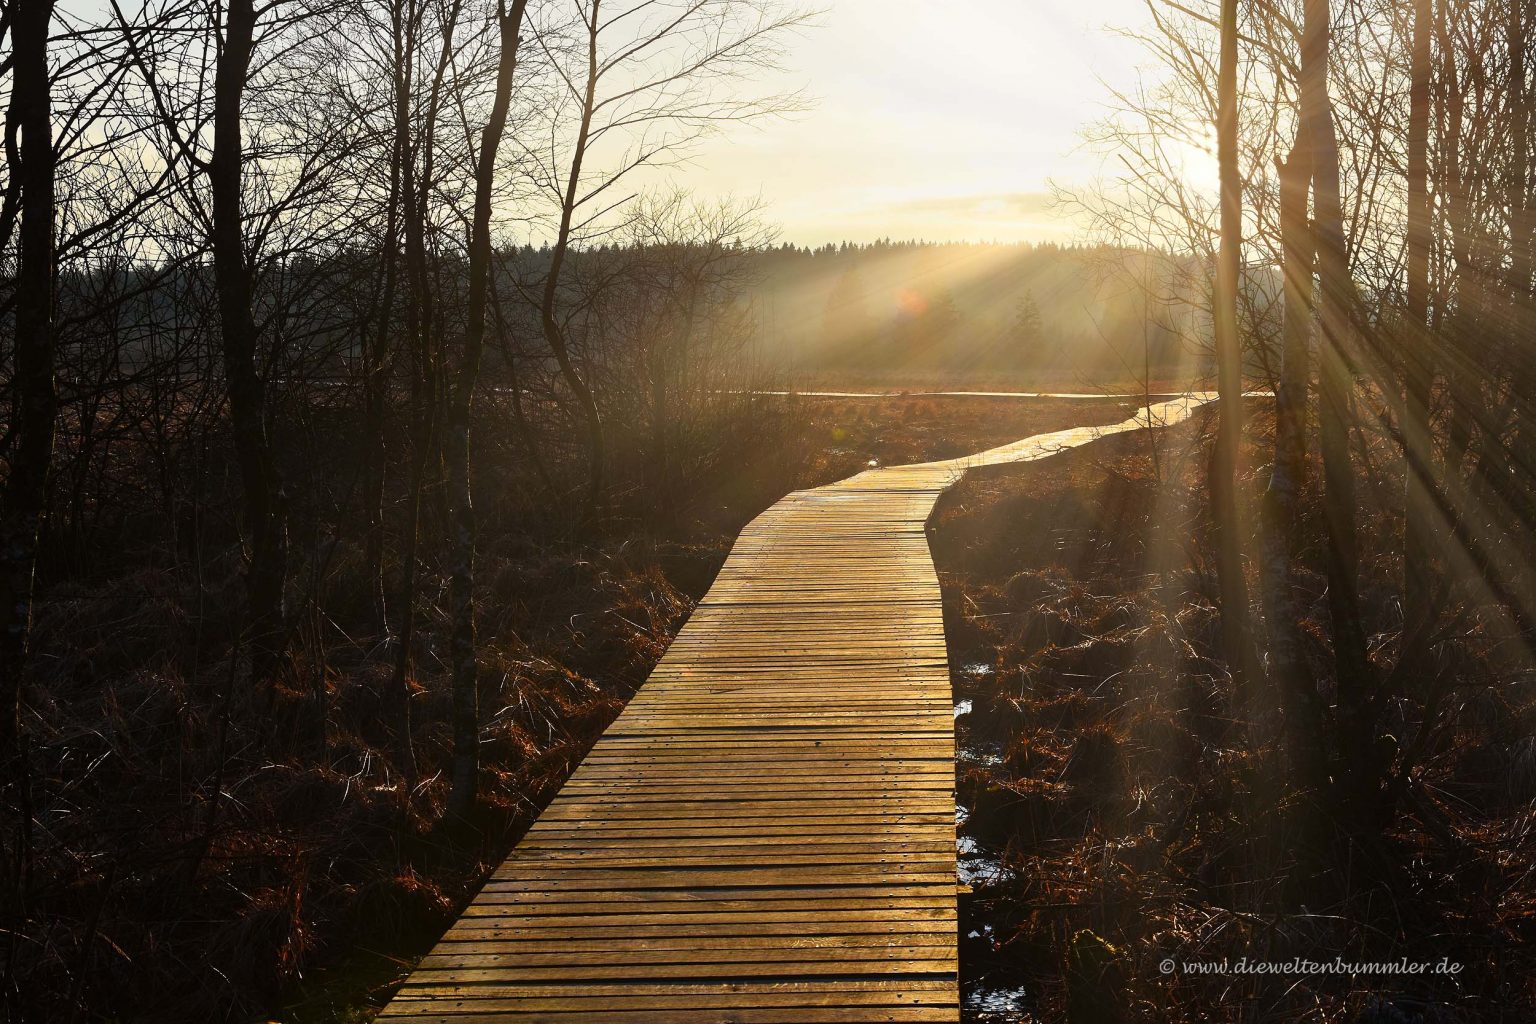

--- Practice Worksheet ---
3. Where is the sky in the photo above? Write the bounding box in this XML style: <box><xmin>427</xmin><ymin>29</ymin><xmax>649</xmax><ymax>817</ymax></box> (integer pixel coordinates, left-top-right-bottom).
<box><xmin>670</xmin><ymin>0</ymin><xmax>1154</xmax><ymax>246</ymax></box>
<box><xmin>62</xmin><ymin>0</ymin><xmax>1160</xmax><ymax>249</ymax></box>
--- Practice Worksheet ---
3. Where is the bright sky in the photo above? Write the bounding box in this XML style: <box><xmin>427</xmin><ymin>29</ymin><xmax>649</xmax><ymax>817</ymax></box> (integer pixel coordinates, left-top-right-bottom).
<box><xmin>63</xmin><ymin>0</ymin><xmax>1157</xmax><ymax>248</ymax></box>
<box><xmin>675</xmin><ymin>0</ymin><xmax>1153</xmax><ymax>246</ymax></box>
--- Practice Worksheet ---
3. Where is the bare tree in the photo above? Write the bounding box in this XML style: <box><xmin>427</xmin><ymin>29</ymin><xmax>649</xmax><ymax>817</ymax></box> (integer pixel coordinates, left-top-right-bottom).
<box><xmin>389</xmin><ymin>0</ymin><xmax>463</xmax><ymax>756</ymax></box>
<box><xmin>210</xmin><ymin>0</ymin><xmax>289</xmax><ymax>684</ymax></box>
<box><xmin>1402</xmin><ymin>0</ymin><xmax>1434</xmax><ymax>654</ymax></box>
<box><xmin>528</xmin><ymin>0</ymin><xmax>808</xmax><ymax>517</ymax></box>
<box><xmin>1260</xmin><ymin>126</ymin><xmax>1326</xmax><ymax>794</ymax></box>
<box><xmin>1213</xmin><ymin>0</ymin><xmax>1255</xmax><ymax>690</ymax></box>
<box><xmin>596</xmin><ymin>191</ymin><xmax>774</xmax><ymax>511</ymax></box>
<box><xmin>0</xmin><ymin>0</ymin><xmax>58</xmax><ymax>764</ymax></box>
<box><xmin>1301</xmin><ymin>0</ymin><xmax>1376</xmax><ymax>814</ymax></box>
<box><xmin>444</xmin><ymin>0</ymin><xmax>531</xmax><ymax>819</ymax></box>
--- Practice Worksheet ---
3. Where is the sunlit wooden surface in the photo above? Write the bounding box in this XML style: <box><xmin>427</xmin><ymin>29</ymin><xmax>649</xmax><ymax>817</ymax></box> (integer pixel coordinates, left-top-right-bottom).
<box><xmin>379</xmin><ymin>395</ymin><xmax>1213</xmax><ymax>1023</ymax></box>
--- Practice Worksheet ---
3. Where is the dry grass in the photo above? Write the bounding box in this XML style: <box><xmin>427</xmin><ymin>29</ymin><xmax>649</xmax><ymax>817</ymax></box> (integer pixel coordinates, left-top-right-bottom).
<box><xmin>14</xmin><ymin>535</ymin><xmax>703</xmax><ymax>1022</ymax></box>
<box><xmin>794</xmin><ymin>368</ymin><xmax>1204</xmax><ymax>396</ymax></box>
<box><xmin>32</xmin><ymin>392</ymin><xmax>1499</xmax><ymax>1024</ymax></box>
<box><xmin>6</xmin><ymin>393</ymin><xmax>1141</xmax><ymax>1023</ymax></box>
<box><xmin>794</xmin><ymin>395</ymin><xmax>1138</xmax><ymax>481</ymax></box>
<box><xmin>934</xmin><ymin>411</ymin><xmax>1536</xmax><ymax>1023</ymax></box>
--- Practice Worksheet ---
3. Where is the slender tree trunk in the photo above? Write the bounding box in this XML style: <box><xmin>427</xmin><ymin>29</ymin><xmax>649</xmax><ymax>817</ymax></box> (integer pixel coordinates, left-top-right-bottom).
<box><xmin>364</xmin><ymin>325</ymin><xmax>391</xmax><ymax>633</ymax></box>
<box><xmin>1</xmin><ymin>0</ymin><xmax>57</xmax><ymax>751</ymax></box>
<box><xmin>1437</xmin><ymin>4</ymin><xmax>1475</xmax><ymax>482</ymax></box>
<box><xmin>540</xmin><ymin>0</ymin><xmax>607</xmax><ymax>518</ymax></box>
<box><xmin>444</xmin><ymin>0</ymin><xmax>529</xmax><ymax>820</ymax></box>
<box><xmin>1402</xmin><ymin>0</ymin><xmax>1436</xmax><ymax>655</ymax></box>
<box><xmin>1261</xmin><ymin>137</ymin><xmax>1326</xmax><ymax>793</ymax></box>
<box><xmin>390</xmin><ymin>0</ymin><xmax>460</xmax><ymax>778</ymax></box>
<box><xmin>1213</xmin><ymin>0</ymin><xmax>1255</xmax><ymax>688</ymax></box>
<box><xmin>211</xmin><ymin>0</ymin><xmax>288</xmax><ymax>684</ymax></box>
<box><xmin>649</xmin><ymin>358</ymin><xmax>667</xmax><ymax>504</ymax></box>
<box><xmin>390</xmin><ymin>153</ymin><xmax>429</xmax><ymax>781</ymax></box>
<box><xmin>365</xmin><ymin>18</ymin><xmax>411</xmax><ymax>637</ymax></box>
<box><xmin>1505</xmin><ymin>1</ymin><xmax>1536</xmax><ymax>531</ymax></box>
<box><xmin>1302</xmin><ymin>0</ymin><xmax>1377</xmax><ymax>815</ymax></box>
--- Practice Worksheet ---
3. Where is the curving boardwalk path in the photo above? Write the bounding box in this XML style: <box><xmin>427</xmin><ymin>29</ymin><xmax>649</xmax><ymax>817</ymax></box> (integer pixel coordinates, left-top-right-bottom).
<box><xmin>380</xmin><ymin>396</ymin><xmax>1214</xmax><ymax>1024</ymax></box>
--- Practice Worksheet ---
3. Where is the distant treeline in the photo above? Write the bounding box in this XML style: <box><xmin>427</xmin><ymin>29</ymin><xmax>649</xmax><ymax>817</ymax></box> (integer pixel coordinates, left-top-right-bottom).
<box><xmin>741</xmin><ymin>240</ymin><xmax>1208</xmax><ymax>382</ymax></box>
<box><xmin>52</xmin><ymin>239</ymin><xmax>1214</xmax><ymax>390</ymax></box>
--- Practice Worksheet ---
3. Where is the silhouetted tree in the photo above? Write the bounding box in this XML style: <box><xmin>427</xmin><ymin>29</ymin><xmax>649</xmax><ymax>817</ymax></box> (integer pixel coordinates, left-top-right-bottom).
<box><xmin>444</xmin><ymin>0</ymin><xmax>530</xmax><ymax>818</ymax></box>
<box><xmin>530</xmin><ymin>0</ymin><xmax>808</xmax><ymax>516</ymax></box>
<box><xmin>1301</xmin><ymin>0</ymin><xmax>1377</xmax><ymax>817</ymax></box>
<box><xmin>0</xmin><ymin>0</ymin><xmax>57</xmax><ymax>750</ymax></box>
<box><xmin>1013</xmin><ymin>290</ymin><xmax>1044</xmax><ymax>350</ymax></box>
<box><xmin>1213</xmin><ymin>0</ymin><xmax>1255</xmax><ymax>691</ymax></box>
<box><xmin>1403</xmin><ymin>0</ymin><xmax>1435</xmax><ymax>659</ymax></box>
<box><xmin>822</xmin><ymin>266</ymin><xmax>875</xmax><ymax>364</ymax></box>
<box><xmin>211</xmin><ymin>0</ymin><xmax>289</xmax><ymax>685</ymax></box>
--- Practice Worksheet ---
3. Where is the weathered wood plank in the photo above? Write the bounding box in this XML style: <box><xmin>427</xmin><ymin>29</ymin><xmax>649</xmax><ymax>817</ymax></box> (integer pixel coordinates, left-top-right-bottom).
<box><xmin>379</xmin><ymin>396</ymin><xmax>1210</xmax><ymax>1021</ymax></box>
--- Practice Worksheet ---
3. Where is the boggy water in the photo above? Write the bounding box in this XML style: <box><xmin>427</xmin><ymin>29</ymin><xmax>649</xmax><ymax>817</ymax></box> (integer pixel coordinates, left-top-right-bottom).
<box><xmin>954</xmin><ymin>661</ymin><xmax>1034</xmax><ymax>1022</ymax></box>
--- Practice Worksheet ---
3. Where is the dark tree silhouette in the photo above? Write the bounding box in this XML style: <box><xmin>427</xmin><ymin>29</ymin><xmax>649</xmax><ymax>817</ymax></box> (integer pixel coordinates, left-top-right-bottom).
<box><xmin>0</xmin><ymin>0</ymin><xmax>57</xmax><ymax>760</ymax></box>
<box><xmin>1212</xmin><ymin>0</ymin><xmax>1255</xmax><ymax>691</ymax></box>
<box><xmin>211</xmin><ymin>0</ymin><xmax>289</xmax><ymax>685</ymax></box>
<box><xmin>444</xmin><ymin>0</ymin><xmax>531</xmax><ymax>819</ymax></box>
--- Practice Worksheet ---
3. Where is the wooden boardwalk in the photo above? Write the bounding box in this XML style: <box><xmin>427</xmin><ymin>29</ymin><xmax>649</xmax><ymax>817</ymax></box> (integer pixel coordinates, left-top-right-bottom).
<box><xmin>380</xmin><ymin>396</ymin><xmax>1213</xmax><ymax>1024</ymax></box>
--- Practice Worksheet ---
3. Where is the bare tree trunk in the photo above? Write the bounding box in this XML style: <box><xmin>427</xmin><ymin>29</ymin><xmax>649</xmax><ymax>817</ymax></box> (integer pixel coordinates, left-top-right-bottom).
<box><xmin>540</xmin><ymin>0</ymin><xmax>607</xmax><ymax>519</ymax></box>
<box><xmin>389</xmin><ymin>0</ymin><xmax>460</xmax><ymax>778</ymax></box>
<box><xmin>1437</xmin><ymin>3</ymin><xmax>1475</xmax><ymax>483</ymax></box>
<box><xmin>1213</xmin><ymin>0</ymin><xmax>1255</xmax><ymax>688</ymax></box>
<box><xmin>363</xmin><ymin>320</ymin><xmax>391</xmax><ymax>633</ymax></box>
<box><xmin>650</xmin><ymin>352</ymin><xmax>667</xmax><ymax>504</ymax></box>
<box><xmin>1261</xmin><ymin>137</ymin><xmax>1326</xmax><ymax>793</ymax></box>
<box><xmin>444</xmin><ymin>0</ymin><xmax>529</xmax><ymax>820</ymax></box>
<box><xmin>1505</xmin><ymin>1</ymin><xmax>1536</xmax><ymax>528</ymax></box>
<box><xmin>1402</xmin><ymin>0</ymin><xmax>1436</xmax><ymax>655</ymax></box>
<box><xmin>0</xmin><ymin>0</ymin><xmax>57</xmax><ymax>753</ymax></box>
<box><xmin>211</xmin><ymin>0</ymin><xmax>288</xmax><ymax>684</ymax></box>
<box><xmin>1302</xmin><ymin>0</ymin><xmax>1377</xmax><ymax>816</ymax></box>
<box><xmin>364</xmin><ymin>9</ymin><xmax>411</xmax><ymax>637</ymax></box>
<box><xmin>390</xmin><ymin>163</ymin><xmax>429</xmax><ymax>782</ymax></box>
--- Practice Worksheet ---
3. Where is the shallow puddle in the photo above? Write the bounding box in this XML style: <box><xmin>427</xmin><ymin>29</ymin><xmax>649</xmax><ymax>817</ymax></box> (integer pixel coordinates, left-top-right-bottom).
<box><xmin>955</xmin><ymin>804</ymin><xmax>1010</xmax><ymax>886</ymax></box>
<box><xmin>964</xmin><ymin>983</ymin><xmax>1032</xmax><ymax>1020</ymax></box>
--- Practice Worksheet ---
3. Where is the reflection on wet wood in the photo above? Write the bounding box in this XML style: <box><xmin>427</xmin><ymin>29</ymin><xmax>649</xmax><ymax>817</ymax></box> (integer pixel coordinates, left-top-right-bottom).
<box><xmin>380</xmin><ymin>396</ymin><xmax>1213</xmax><ymax>1023</ymax></box>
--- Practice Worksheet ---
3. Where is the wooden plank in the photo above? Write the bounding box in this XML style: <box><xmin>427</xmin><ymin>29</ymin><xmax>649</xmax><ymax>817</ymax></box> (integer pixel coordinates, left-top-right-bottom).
<box><xmin>379</xmin><ymin>396</ymin><xmax>1211</xmax><ymax>1022</ymax></box>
